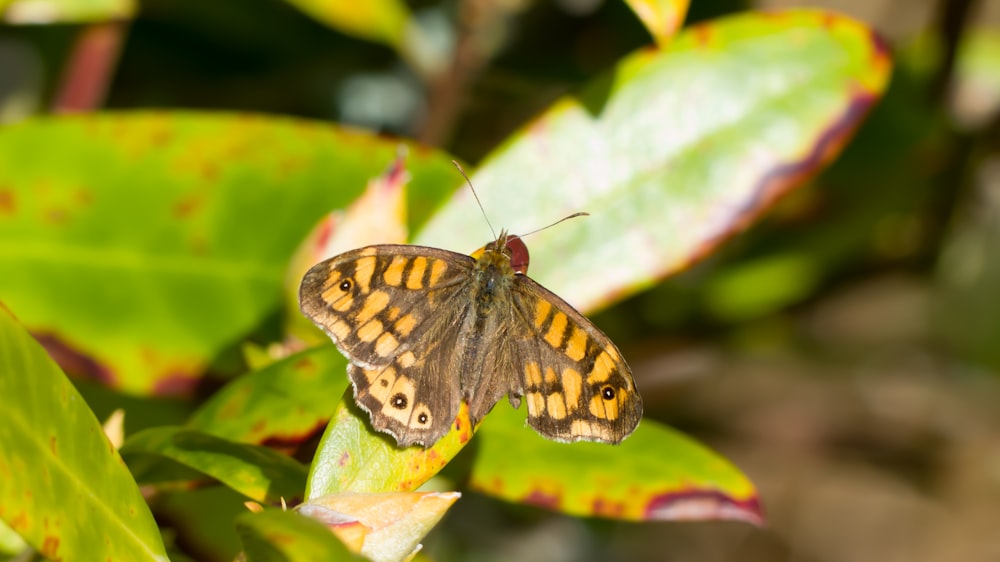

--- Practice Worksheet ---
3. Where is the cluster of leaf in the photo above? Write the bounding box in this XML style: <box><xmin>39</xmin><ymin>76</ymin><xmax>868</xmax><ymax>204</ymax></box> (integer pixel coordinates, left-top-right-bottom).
<box><xmin>0</xmin><ymin>0</ymin><xmax>891</xmax><ymax>560</ymax></box>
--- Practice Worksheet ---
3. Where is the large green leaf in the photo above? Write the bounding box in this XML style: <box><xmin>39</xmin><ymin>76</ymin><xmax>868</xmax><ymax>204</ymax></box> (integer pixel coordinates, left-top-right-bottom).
<box><xmin>416</xmin><ymin>9</ymin><xmax>892</xmax><ymax>314</ymax></box>
<box><xmin>471</xmin><ymin>402</ymin><xmax>761</xmax><ymax>522</ymax></box>
<box><xmin>187</xmin><ymin>346</ymin><xmax>349</xmax><ymax>446</ymax></box>
<box><xmin>0</xmin><ymin>306</ymin><xmax>167</xmax><ymax>561</ymax></box>
<box><xmin>121</xmin><ymin>426</ymin><xmax>308</xmax><ymax>503</ymax></box>
<box><xmin>0</xmin><ymin>113</ymin><xmax>457</xmax><ymax>394</ymax></box>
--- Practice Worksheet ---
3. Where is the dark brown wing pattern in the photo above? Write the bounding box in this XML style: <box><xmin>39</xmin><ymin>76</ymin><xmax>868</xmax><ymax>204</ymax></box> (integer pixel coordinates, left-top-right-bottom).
<box><xmin>299</xmin><ymin>245</ymin><xmax>477</xmax><ymax>446</ymax></box>
<box><xmin>506</xmin><ymin>276</ymin><xmax>642</xmax><ymax>443</ymax></box>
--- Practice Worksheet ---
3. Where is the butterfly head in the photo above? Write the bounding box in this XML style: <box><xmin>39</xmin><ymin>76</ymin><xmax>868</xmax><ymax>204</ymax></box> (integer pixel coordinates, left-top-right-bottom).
<box><xmin>478</xmin><ymin>230</ymin><xmax>530</xmax><ymax>276</ymax></box>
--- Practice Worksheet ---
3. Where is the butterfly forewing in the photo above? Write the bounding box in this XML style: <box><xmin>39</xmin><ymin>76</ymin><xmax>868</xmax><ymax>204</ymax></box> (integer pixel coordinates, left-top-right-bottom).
<box><xmin>299</xmin><ymin>245</ymin><xmax>477</xmax><ymax>446</ymax></box>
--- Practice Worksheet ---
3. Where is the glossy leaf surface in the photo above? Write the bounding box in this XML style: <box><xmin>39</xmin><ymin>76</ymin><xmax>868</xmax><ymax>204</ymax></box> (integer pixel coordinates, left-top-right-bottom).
<box><xmin>472</xmin><ymin>402</ymin><xmax>762</xmax><ymax>522</ymax></box>
<box><xmin>121</xmin><ymin>426</ymin><xmax>308</xmax><ymax>503</ymax></box>
<box><xmin>0</xmin><ymin>113</ymin><xmax>456</xmax><ymax>394</ymax></box>
<box><xmin>0</xmin><ymin>307</ymin><xmax>167</xmax><ymax>561</ymax></box>
<box><xmin>417</xmin><ymin>10</ymin><xmax>891</xmax><ymax>314</ymax></box>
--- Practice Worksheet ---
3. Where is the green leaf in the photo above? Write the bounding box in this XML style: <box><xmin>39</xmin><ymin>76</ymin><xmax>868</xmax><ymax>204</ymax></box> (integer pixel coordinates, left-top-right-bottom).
<box><xmin>187</xmin><ymin>346</ymin><xmax>349</xmax><ymax>446</ymax></box>
<box><xmin>236</xmin><ymin>508</ymin><xmax>361</xmax><ymax>562</ymax></box>
<box><xmin>416</xmin><ymin>9</ymin><xmax>892</xmax><ymax>314</ymax></box>
<box><xmin>306</xmin><ymin>388</ymin><xmax>473</xmax><ymax>498</ymax></box>
<box><xmin>0</xmin><ymin>306</ymin><xmax>168</xmax><ymax>561</ymax></box>
<box><xmin>1</xmin><ymin>0</ymin><xmax>135</xmax><ymax>23</ymax></box>
<box><xmin>0</xmin><ymin>112</ymin><xmax>457</xmax><ymax>394</ymax></box>
<box><xmin>121</xmin><ymin>426</ymin><xmax>308</xmax><ymax>503</ymax></box>
<box><xmin>281</xmin><ymin>0</ymin><xmax>410</xmax><ymax>49</ymax></box>
<box><xmin>471</xmin><ymin>402</ymin><xmax>762</xmax><ymax>522</ymax></box>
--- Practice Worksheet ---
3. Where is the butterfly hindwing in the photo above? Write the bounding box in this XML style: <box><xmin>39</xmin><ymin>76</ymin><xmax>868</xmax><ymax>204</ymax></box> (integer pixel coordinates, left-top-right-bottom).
<box><xmin>509</xmin><ymin>276</ymin><xmax>642</xmax><ymax>443</ymax></box>
<box><xmin>299</xmin><ymin>245</ymin><xmax>475</xmax><ymax>446</ymax></box>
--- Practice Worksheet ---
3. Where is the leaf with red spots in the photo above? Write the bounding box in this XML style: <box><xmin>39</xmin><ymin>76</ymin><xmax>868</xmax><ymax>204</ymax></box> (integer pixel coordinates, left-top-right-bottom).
<box><xmin>0</xmin><ymin>306</ymin><xmax>168</xmax><ymax>560</ymax></box>
<box><xmin>0</xmin><ymin>113</ymin><xmax>457</xmax><ymax>395</ymax></box>
<box><xmin>187</xmin><ymin>346</ymin><xmax>349</xmax><ymax>448</ymax></box>
<box><xmin>471</xmin><ymin>402</ymin><xmax>762</xmax><ymax>523</ymax></box>
<box><xmin>416</xmin><ymin>9</ymin><xmax>892</xmax><ymax>314</ymax></box>
<box><xmin>121</xmin><ymin>426</ymin><xmax>308</xmax><ymax>504</ymax></box>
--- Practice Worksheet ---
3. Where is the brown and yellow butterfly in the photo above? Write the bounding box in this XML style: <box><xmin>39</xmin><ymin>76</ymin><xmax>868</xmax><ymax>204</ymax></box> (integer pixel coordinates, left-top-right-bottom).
<box><xmin>299</xmin><ymin>230</ymin><xmax>641</xmax><ymax>448</ymax></box>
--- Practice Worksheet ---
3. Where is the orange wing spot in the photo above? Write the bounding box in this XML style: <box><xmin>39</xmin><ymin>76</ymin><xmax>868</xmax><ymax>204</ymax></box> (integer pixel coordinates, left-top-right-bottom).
<box><xmin>589</xmin><ymin>393</ymin><xmax>620</xmax><ymax>420</ymax></box>
<box><xmin>406</xmin><ymin>257</ymin><xmax>428</xmax><ymax>289</ymax></box>
<box><xmin>588</xmin><ymin>394</ymin><xmax>607</xmax><ymax>419</ymax></box>
<box><xmin>427</xmin><ymin>258</ymin><xmax>449</xmax><ymax>285</ymax></box>
<box><xmin>544</xmin><ymin>312</ymin><xmax>568</xmax><ymax>349</ymax></box>
<box><xmin>571</xmin><ymin>419</ymin><xmax>597</xmax><ymax>437</ymax></box>
<box><xmin>382</xmin><ymin>376</ymin><xmax>417</xmax><ymax>424</ymax></box>
<box><xmin>562</xmin><ymin>368</ymin><xmax>582</xmax><ymax>410</ymax></box>
<box><xmin>357</xmin><ymin>319</ymin><xmax>384</xmax><ymax>342</ymax></box>
<box><xmin>375</xmin><ymin>332</ymin><xmax>400</xmax><ymax>357</ymax></box>
<box><xmin>587</xmin><ymin>351</ymin><xmax>615</xmax><ymax>384</ymax></box>
<box><xmin>365</xmin><ymin>366</ymin><xmax>396</xmax><ymax>397</ymax></box>
<box><xmin>525</xmin><ymin>362</ymin><xmax>542</xmax><ymax>387</ymax></box>
<box><xmin>394</xmin><ymin>313</ymin><xmax>418</xmax><ymax>337</ymax></box>
<box><xmin>329</xmin><ymin>320</ymin><xmax>352</xmax><ymax>341</ymax></box>
<box><xmin>398</xmin><ymin>351</ymin><xmax>417</xmax><ymax>368</ymax></box>
<box><xmin>546</xmin><ymin>393</ymin><xmax>568</xmax><ymax>420</ymax></box>
<box><xmin>544</xmin><ymin>367</ymin><xmax>558</xmax><ymax>384</ymax></box>
<box><xmin>386</xmin><ymin>306</ymin><xmax>401</xmax><ymax>321</ymax></box>
<box><xmin>413</xmin><ymin>404</ymin><xmax>433</xmax><ymax>426</ymax></box>
<box><xmin>321</xmin><ymin>268</ymin><xmax>342</xmax><ymax>289</ymax></box>
<box><xmin>533</xmin><ymin>299</ymin><xmax>552</xmax><ymax>329</ymax></box>
<box><xmin>355</xmin><ymin>256</ymin><xmax>377</xmax><ymax>293</ymax></box>
<box><xmin>324</xmin><ymin>287</ymin><xmax>354</xmax><ymax>312</ymax></box>
<box><xmin>565</xmin><ymin>326</ymin><xmax>588</xmax><ymax>362</ymax></box>
<box><xmin>526</xmin><ymin>391</ymin><xmax>545</xmax><ymax>415</ymax></box>
<box><xmin>355</xmin><ymin>290</ymin><xmax>390</xmax><ymax>324</ymax></box>
<box><xmin>383</xmin><ymin>255</ymin><xmax>408</xmax><ymax>286</ymax></box>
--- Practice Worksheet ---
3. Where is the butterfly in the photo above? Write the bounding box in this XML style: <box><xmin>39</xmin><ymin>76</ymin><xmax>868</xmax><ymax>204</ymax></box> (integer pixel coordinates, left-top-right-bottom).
<box><xmin>298</xmin><ymin>229</ymin><xmax>642</xmax><ymax>448</ymax></box>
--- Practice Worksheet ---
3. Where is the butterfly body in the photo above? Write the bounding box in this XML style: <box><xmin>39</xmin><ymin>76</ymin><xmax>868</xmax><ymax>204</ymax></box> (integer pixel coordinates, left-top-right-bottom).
<box><xmin>299</xmin><ymin>232</ymin><xmax>641</xmax><ymax>447</ymax></box>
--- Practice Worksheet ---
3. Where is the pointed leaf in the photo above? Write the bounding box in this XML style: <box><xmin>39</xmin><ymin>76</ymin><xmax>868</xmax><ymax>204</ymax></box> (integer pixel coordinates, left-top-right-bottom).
<box><xmin>301</xmin><ymin>492</ymin><xmax>460</xmax><ymax>562</ymax></box>
<box><xmin>0</xmin><ymin>306</ymin><xmax>168</xmax><ymax>561</ymax></box>
<box><xmin>622</xmin><ymin>0</ymin><xmax>689</xmax><ymax>46</ymax></box>
<box><xmin>121</xmin><ymin>426</ymin><xmax>308</xmax><ymax>503</ymax></box>
<box><xmin>471</xmin><ymin>402</ymin><xmax>762</xmax><ymax>523</ymax></box>
<box><xmin>416</xmin><ymin>9</ymin><xmax>891</xmax><ymax>314</ymax></box>
<box><xmin>0</xmin><ymin>112</ymin><xmax>457</xmax><ymax>394</ymax></box>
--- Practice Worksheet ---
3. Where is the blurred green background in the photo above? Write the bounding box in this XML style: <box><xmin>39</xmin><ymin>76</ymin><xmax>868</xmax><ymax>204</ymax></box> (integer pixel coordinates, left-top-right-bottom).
<box><xmin>3</xmin><ymin>0</ymin><xmax>1000</xmax><ymax>561</ymax></box>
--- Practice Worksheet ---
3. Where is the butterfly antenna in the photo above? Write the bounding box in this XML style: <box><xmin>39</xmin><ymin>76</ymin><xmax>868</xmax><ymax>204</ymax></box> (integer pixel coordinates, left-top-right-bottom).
<box><xmin>519</xmin><ymin>212</ymin><xmax>589</xmax><ymax>238</ymax></box>
<box><xmin>453</xmin><ymin>160</ymin><xmax>497</xmax><ymax>241</ymax></box>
